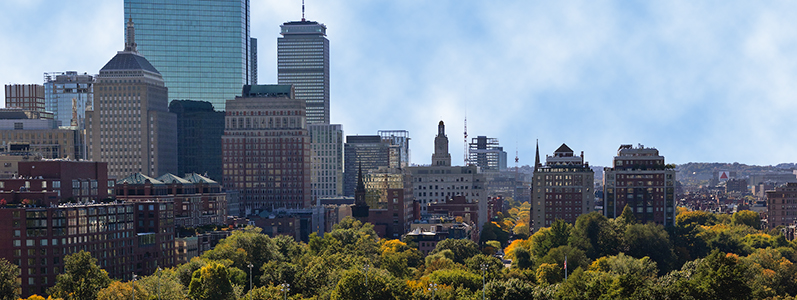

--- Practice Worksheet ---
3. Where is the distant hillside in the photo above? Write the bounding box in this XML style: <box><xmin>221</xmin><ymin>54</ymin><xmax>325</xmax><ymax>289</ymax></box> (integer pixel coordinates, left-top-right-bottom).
<box><xmin>676</xmin><ymin>162</ymin><xmax>797</xmax><ymax>185</ymax></box>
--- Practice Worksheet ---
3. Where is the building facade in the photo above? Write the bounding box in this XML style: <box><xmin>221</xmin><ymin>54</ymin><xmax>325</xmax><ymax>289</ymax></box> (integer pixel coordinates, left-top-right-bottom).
<box><xmin>531</xmin><ymin>144</ymin><xmax>594</xmax><ymax>230</ymax></box>
<box><xmin>43</xmin><ymin>71</ymin><xmax>94</xmax><ymax>129</ymax></box>
<box><xmin>87</xmin><ymin>19</ymin><xmax>177</xmax><ymax>178</ymax></box>
<box><xmin>0</xmin><ymin>109</ymin><xmax>78</xmax><ymax>159</ymax></box>
<box><xmin>222</xmin><ymin>85</ymin><xmax>311</xmax><ymax>215</ymax></box>
<box><xmin>124</xmin><ymin>0</ymin><xmax>256</xmax><ymax>110</ymax></box>
<box><xmin>278</xmin><ymin>19</ymin><xmax>330</xmax><ymax>124</ymax></box>
<box><xmin>343</xmin><ymin>135</ymin><xmax>389</xmax><ymax>197</ymax></box>
<box><xmin>603</xmin><ymin>144</ymin><xmax>676</xmax><ymax>226</ymax></box>
<box><xmin>4</xmin><ymin>84</ymin><xmax>45</xmax><ymax>112</ymax></box>
<box><xmin>468</xmin><ymin>136</ymin><xmax>507</xmax><ymax>172</ymax></box>
<box><xmin>0</xmin><ymin>161</ymin><xmax>112</xmax><ymax>205</ymax></box>
<box><xmin>766</xmin><ymin>182</ymin><xmax>797</xmax><ymax>229</ymax></box>
<box><xmin>309</xmin><ymin>123</ymin><xmax>343</xmax><ymax>204</ymax></box>
<box><xmin>169</xmin><ymin>100</ymin><xmax>224</xmax><ymax>182</ymax></box>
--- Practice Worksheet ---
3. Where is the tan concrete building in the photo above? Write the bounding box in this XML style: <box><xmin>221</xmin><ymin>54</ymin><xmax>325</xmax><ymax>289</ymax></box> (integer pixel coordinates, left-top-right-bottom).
<box><xmin>86</xmin><ymin>19</ymin><xmax>177</xmax><ymax>178</ymax></box>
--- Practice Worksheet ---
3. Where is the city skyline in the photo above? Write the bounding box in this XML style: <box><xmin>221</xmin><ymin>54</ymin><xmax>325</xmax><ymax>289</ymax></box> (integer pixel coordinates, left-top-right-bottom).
<box><xmin>2</xmin><ymin>1</ymin><xmax>797</xmax><ymax>167</ymax></box>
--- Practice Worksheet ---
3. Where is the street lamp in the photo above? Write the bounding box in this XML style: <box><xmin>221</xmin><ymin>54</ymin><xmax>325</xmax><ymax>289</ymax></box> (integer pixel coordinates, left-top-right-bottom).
<box><xmin>428</xmin><ymin>283</ymin><xmax>438</xmax><ymax>299</ymax></box>
<box><xmin>132</xmin><ymin>273</ymin><xmax>138</xmax><ymax>300</ymax></box>
<box><xmin>480</xmin><ymin>263</ymin><xmax>488</xmax><ymax>300</ymax></box>
<box><xmin>280</xmin><ymin>283</ymin><xmax>290</xmax><ymax>300</ymax></box>
<box><xmin>247</xmin><ymin>263</ymin><xmax>254</xmax><ymax>291</ymax></box>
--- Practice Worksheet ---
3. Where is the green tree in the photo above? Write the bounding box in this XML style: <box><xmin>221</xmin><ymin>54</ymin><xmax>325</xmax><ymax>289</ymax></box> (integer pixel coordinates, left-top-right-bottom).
<box><xmin>331</xmin><ymin>268</ymin><xmax>393</xmax><ymax>300</ymax></box>
<box><xmin>0</xmin><ymin>258</ymin><xmax>20</xmax><ymax>300</ymax></box>
<box><xmin>511</xmin><ymin>247</ymin><xmax>534</xmax><ymax>270</ymax></box>
<box><xmin>692</xmin><ymin>251</ymin><xmax>751</xmax><ymax>300</ymax></box>
<box><xmin>188</xmin><ymin>262</ymin><xmax>236</xmax><ymax>300</ymax></box>
<box><xmin>479</xmin><ymin>222</ymin><xmax>510</xmax><ymax>246</ymax></box>
<box><xmin>676</xmin><ymin>210</ymin><xmax>717</xmax><ymax>227</ymax></box>
<box><xmin>539</xmin><ymin>245</ymin><xmax>589</xmax><ymax>278</ymax></box>
<box><xmin>427</xmin><ymin>269</ymin><xmax>482</xmax><ymax>292</ymax></box>
<box><xmin>618</xmin><ymin>204</ymin><xmax>637</xmax><ymax>225</ymax></box>
<box><xmin>48</xmin><ymin>250</ymin><xmax>112</xmax><ymax>300</ymax></box>
<box><xmin>623</xmin><ymin>223</ymin><xmax>676</xmax><ymax>274</ymax></box>
<box><xmin>429</xmin><ymin>239</ymin><xmax>480</xmax><ymax>264</ymax></box>
<box><xmin>529</xmin><ymin>219</ymin><xmax>571</xmax><ymax>259</ymax></box>
<box><xmin>484</xmin><ymin>278</ymin><xmax>535</xmax><ymax>300</ymax></box>
<box><xmin>201</xmin><ymin>227</ymin><xmax>283</xmax><ymax>288</ymax></box>
<box><xmin>535</xmin><ymin>263</ymin><xmax>563</xmax><ymax>285</ymax></box>
<box><xmin>569</xmin><ymin>212</ymin><xmax>621</xmax><ymax>259</ymax></box>
<box><xmin>732</xmin><ymin>210</ymin><xmax>761</xmax><ymax>229</ymax></box>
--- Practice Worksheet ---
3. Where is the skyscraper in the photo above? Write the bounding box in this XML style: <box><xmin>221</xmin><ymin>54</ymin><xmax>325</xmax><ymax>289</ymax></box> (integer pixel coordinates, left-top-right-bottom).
<box><xmin>87</xmin><ymin>19</ymin><xmax>177</xmax><ymax>178</ymax></box>
<box><xmin>124</xmin><ymin>0</ymin><xmax>255</xmax><ymax>110</ymax></box>
<box><xmin>343</xmin><ymin>135</ymin><xmax>390</xmax><ymax>197</ymax></box>
<box><xmin>278</xmin><ymin>14</ymin><xmax>330</xmax><ymax>124</ymax></box>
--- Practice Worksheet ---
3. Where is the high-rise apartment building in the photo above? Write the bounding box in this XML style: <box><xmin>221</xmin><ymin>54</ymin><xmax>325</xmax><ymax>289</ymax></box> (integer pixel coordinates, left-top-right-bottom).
<box><xmin>169</xmin><ymin>100</ymin><xmax>224</xmax><ymax>182</ymax></box>
<box><xmin>124</xmin><ymin>0</ymin><xmax>256</xmax><ymax>110</ymax></box>
<box><xmin>4</xmin><ymin>84</ymin><xmax>45</xmax><ymax>112</ymax></box>
<box><xmin>603</xmin><ymin>144</ymin><xmax>676</xmax><ymax>226</ymax></box>
<box><xmin>469</xmin><ymin>136</ymin><xmax>507</xmax><ymax>172</ymax></box>
<box><xmin>43</xmin><ymin>71</ymin><xmax>94</xmax><ymax>128</ymax></box>
<box><xmin>309</xmin><ymin>124</ymin><xmax>343</xmax><ymax>204</ymax></box>
<box><xmin>278</xmin><ymin>18</ymin><xmax>330</xmax><ymax>124</ymax></box>
<box><xmin>766</xmin><ymin>183</ymin><xmax>797</xmax><ymax>229</ymax></box>
<box><xmin>222</xmin><ymin>85</ymin><xmax>311</xmax><ymax>215</ymax></box>
<box><xmin>87</xmin><ymin>19</ymin><xmax>177</xmax><ymax>178</ymax></box>
<box><xmin>531</xmin><ymin>143</ymin><xmax>594</xmax><ymax>230</ymax></box>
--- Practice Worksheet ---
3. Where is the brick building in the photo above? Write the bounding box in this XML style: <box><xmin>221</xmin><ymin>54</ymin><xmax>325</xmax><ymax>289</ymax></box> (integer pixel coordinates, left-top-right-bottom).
<box><xmin>766</xmin><ymin>182</ymin><xmax>797</xmax><ymax>229</ymax></box>
<box><xmin>603</xmin><ymin>144</ymin><xmax>676</xmax><ymax>226</ymax></box>
<box><xmin>531</xmin><ymin>143</ymin><xmax>594</xmax><ymax>230</ymax></box>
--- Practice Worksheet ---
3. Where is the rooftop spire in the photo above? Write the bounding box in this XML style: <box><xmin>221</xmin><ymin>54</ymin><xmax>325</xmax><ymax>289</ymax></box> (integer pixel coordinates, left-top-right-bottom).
<box><xmin>124</xmin><ymin>18</ymin><xmax>137</xmax><ymax>53</ymax></box>
<box><xmin>534</xmin><ymin>139</ymin><xmax>541</xmax><ymax>170</ymax></box>
<box><xmin>302</xmin><ymin>0</ymin><xmax>306</xmax><ymax>21</ymax></box>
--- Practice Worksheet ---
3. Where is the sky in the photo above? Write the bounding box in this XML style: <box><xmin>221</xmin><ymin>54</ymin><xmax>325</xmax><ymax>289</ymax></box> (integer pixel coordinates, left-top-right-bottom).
<box><xmin>2</xmin><ymin>1</ymin><xmax>797</xmax><ymax>167</ymax></box>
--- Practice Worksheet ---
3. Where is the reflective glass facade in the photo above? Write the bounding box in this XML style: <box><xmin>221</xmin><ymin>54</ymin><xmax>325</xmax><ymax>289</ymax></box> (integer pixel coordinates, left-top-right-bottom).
<box><xmin>279</xmin><ymin>21</ymin><xmax>330</xmax><ymax>124</ymax></box>
<box><xmin>124</xmin><ymin>0</ymin><xmax>254</xmax><ymax>110</ymax></box>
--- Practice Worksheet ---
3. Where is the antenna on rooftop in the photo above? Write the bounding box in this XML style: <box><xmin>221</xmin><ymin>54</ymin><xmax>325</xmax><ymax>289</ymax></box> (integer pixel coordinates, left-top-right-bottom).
<box><xmin>302</xmin><ymin>0</ymin><xmax>306</xmax><ymax>21</ymax></box>
<box><xmin>464</xmin><ymin>112</ymin><xmax>469</xmax><ymax>166</ymax></box>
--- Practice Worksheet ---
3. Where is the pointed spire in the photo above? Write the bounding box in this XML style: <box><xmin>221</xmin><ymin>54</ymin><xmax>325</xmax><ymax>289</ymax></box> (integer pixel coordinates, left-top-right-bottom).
<box><xmin>356</xmin><ymin>161</ymin><xmax>365</xmax><ymax>193</ymax></box>
<box><xmin>125</xmin><ymin>18</ymin><xmax>137</xmax><ymax>53</ymax></box>
<box><xmin>534</xmin><ymin>139</ymin><xmax>541</xmax><ymax>170</ymax></box>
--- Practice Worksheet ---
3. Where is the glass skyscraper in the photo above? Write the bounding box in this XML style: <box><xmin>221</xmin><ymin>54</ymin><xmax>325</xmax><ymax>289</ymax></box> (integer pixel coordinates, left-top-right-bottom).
<box><xmin>124</xmin><ymin>0</ymin><xmax>255</xmax><ymax>110</ymax></box>
<box><xmin>278</xmin><ymin>19</ymin><xmax>330</xmax><ymax>124</ymax></box>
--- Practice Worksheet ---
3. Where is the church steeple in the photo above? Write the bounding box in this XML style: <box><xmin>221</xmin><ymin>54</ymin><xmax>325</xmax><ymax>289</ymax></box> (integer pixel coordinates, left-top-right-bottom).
<box><xmin>125</xmin><ymin>18</ymin><xmax>138</xmax><ymax>53</ymax></box>
<box><xmin>534</xmin><ymin>139</ymin><xmax>541</xmax><ymax>171</ymax></box>
<box><xmin>352</xmin><ymin>162</ymin><xmax>370</xmax><ymax>221</ymax></box>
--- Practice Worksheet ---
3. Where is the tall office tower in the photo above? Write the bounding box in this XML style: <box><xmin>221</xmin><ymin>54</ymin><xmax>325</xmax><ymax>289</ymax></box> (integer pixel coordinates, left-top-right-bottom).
<box><xmin>309</xmin><ymin>123</ymin><xmax>343</xmax><ymax>205</ymax></box>
<box><xmin>124</xmin><ymin>0</ymin><xmax>256</xmax><ymax>110</ymax></box>
<box><xmin>603</xmin><ymin>144</ymin><xmax>676</xmax><ymax>226</ymax></box>
<box><xmin>432</xmin><ymin>121</ymin><xmax>451</xmax><ymax>166</ymax></box>
<box><xmin>766</xmin><ymin>183</ymin><xmax>797</xmax><ymax>229</ymax></box>
<box><xmin>278</xmin><ymin>17</ymin><xmax>330</xmax><ymax>124</ymax></box>
<box><xmin>43</xmin><ymin>72</ymin><xmax>94</xmax><ymax>128</ymax></box>
<box><xmin>409</xmin><ymin>120</ymin><xmax>487</xmax><ymax>228</ymax></box>
<box><xmin>222</xmin><ymin>85</ymin><xmax>311</xmax><ymax>215</ymax></box>
<box><xmin>379</xmin><ymin>130</ymin><xmax>410</xmax><ymax>169</ymax></box>
<box><xmin>87</xmin><ymin>19</ymin><xmax>177</xmax><ymax>178</ymax></box>
<box><xmin>469</xmin><ymin>136</ymin><xmax>507</xmax><ymax>172</ymax></box>
<box><xmin>4</xmin><ymin>84</ymin><xmax>45</xmax><ymax>112</ymax></box>
<box><xmin>169</xmin><ymin>100</ymin><xmax>224</xmax><ymax>181</ymax></box>
<box><xmin>343</xmin><ymin>135</ymin><xmax>390</xmax><ymax>196</ymax></box>
<box><xmin>530</xmin><ymin>143</ymin><xmax>594</xmax><ymax>230</ymax></box>
<box><xmin>250</xmin><ymin>37</ymin><xmax>258</xmax><ymax>85</ymax></box>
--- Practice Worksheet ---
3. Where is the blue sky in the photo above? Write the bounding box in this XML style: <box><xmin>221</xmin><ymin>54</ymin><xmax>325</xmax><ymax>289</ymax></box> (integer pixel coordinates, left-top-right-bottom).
<box><xmin>2</xmin><ymin>1</ymin><xmax>797</xmax><ymax>167</ymax></box>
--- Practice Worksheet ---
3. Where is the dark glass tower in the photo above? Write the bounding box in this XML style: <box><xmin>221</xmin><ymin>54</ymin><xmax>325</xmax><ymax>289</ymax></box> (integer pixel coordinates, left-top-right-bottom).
<box><xmin>169</xmin><ymin>100</ymin><xmax>224</xmax><ymax>181</ymax></box>
<box><xmin>278</xmin><ymin>18</ymin><xmax>330</xmax><ymax>124</ymax></box>
<box><xmin>124</xmin><ymin>0</ymin><xmax>256</xmax><ymax>110</ymax></box>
